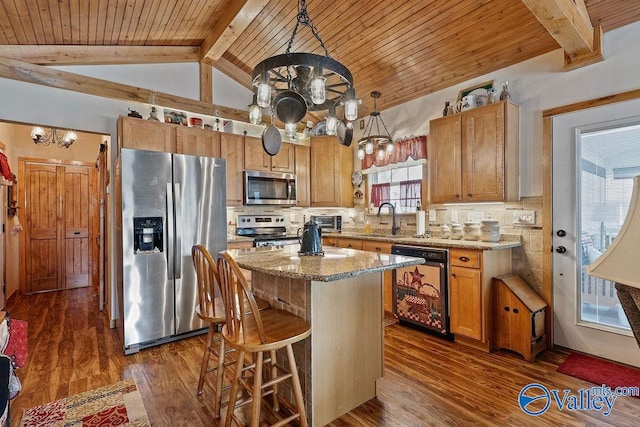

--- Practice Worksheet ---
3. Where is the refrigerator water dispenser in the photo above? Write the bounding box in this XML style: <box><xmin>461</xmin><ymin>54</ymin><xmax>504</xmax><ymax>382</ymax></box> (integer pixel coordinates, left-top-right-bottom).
<box><xmin>133</xmin><ymin>217</ymin><xmax>163</xmax><ymax>253</ymax></box>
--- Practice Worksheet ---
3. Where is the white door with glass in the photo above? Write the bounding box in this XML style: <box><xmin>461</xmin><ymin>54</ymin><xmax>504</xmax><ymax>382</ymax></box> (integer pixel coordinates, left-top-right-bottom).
<box><xmin>553</xmin><ymin>99</ymin><xmax>640</xmax><ymax>367</ymax></box>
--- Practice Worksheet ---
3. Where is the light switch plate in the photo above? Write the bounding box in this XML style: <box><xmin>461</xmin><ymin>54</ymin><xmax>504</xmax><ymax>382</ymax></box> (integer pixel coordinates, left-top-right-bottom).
<box><xmin>450</xmin><ymin>211</ymin><xmax>459</xmax><ymax>223</ymax></box>
<box><xmin>513</xmin><ymin>210</ymin><xmax>536</xmax><ymax>225</ymax></box>
<box><xmin>428</xmin><ymin>209</ymin><xmax>436</xmax><ymax>222</ymax></box>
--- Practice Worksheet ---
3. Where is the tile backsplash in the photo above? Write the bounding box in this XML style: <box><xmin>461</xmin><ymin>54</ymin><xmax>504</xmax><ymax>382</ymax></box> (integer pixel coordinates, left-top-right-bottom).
<box><xmin>227</xmin><ymin>196</ymin><xmax>543</xmax><ymax>296</ymax></box>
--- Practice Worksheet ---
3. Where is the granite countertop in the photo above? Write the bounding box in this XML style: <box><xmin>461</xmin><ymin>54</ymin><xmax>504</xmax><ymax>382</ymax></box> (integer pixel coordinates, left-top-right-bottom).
<box><xmin>226</xmin><ymin>245</ymin><xmax>425</xmax><ymax>282</ymax></box>
<box><xmin>323</xmin><ymin>231</ymin><xmax>522</xmax><ymax>250</ymax></box>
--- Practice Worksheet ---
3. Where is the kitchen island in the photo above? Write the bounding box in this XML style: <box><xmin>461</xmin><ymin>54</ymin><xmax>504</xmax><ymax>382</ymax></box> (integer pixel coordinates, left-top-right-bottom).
<box><xmin>226</xmin><ymin>245</ymin><xmax>424</xmax><ymax>427</ymax></box>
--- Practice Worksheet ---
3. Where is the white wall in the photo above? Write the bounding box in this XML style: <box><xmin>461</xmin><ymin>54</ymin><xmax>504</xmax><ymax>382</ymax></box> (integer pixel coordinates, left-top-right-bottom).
<box><xmin>354</xmin><ymin>22</ymin><xmax>640</xmax><ymax>197</ymax></box>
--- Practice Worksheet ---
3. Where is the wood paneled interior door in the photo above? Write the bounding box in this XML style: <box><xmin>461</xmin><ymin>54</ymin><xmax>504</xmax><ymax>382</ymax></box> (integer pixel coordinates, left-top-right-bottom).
<box><xmin>21</xmin><ymin>159</ymin><xmax>98</xmax><ymax>294</ymax></box>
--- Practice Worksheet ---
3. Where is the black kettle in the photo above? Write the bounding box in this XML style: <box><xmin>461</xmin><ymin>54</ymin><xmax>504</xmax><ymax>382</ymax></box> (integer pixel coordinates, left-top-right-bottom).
<box><xmin>297</xmin><ymin>220</ymin><xmax>324</xmax><ymax>256</ymax></box>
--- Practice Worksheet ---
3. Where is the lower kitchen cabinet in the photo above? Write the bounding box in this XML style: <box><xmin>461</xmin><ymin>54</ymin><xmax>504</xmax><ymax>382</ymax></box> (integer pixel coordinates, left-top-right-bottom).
<box><xmin>337</xmin><ymin>238</ymin><xmax>363</xmax><ymax>250</ymax></box>
<box><xmin>450</xmin><ymin>264</ymin><xmax>483</xmax><ymax>340</ymax></box>
<box><xmin>362</xmin><ymin>241</ymin><xmax>394</xmax><ymax>314</ymax></box>
<box><xmin>323</xmin><ymin>237</ymin><xmax>337</xmax><ymax>247</ymax></box>
<box><xmin>449</xmin><ymin>247</ymin><xmax>512</xmax><ymax>351</ymax></box>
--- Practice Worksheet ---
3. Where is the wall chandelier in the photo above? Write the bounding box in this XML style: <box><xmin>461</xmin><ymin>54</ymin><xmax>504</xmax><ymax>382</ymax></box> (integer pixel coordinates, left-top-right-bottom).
<box><xmin>31</xmin><ymin>126</ymin><xmax>77</xmax><ymax>148</ymax></box>
<box><xmin>250</xmin><ymin>0</ymin><xmax>358</xmax><ymax>136</ymax></box>
<box><xmin>357</xmin><ymin>91</ymin><xmax>393</xmax><ymax>160</ymax></box>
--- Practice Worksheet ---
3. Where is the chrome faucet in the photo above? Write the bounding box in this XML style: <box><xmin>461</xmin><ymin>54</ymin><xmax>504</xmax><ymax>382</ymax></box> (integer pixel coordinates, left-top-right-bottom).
<box><xmin>377</xmin><ymin>202</ymin><xmax>401</xmax><ymax>235</ymax></box>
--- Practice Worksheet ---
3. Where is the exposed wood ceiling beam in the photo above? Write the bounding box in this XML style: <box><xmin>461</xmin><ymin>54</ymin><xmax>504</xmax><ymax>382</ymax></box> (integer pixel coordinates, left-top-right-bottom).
<box><xmin>0</xmin><ymin>55</ymin><xmax>248</xmax><ymax>122</ymax></box>
<box><xmin>210</xmin><ymin>55</ymin><xmax>252</xmax><ymax>89</ymax></box>
<box><xmin>0</xmin><ymin>45</ymin><xmax>200</xmax><ymax>65</ymax></box>
<box><xmin>199</xmin><ymin>62</ymin><xmax>213</xmax><ymax>103</ymax></box>
<box><xmin>200</xmin><ymin>0</ymin><xmax>271</xmax><ymax>62</ymax></box>
<box><xmin>520</xmin><ymin>0</ymin><xmax>603</xmax><ymax>69</ymax></box>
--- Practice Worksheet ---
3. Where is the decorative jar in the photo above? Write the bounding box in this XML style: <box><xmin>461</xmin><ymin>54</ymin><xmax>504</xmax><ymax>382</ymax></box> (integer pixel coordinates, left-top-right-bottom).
<box><xmin>463</xmin><ymin>222</ymin><xmax>481</xmax><ymax>241</ymax></box>
<box><xmin>480</xmin><ymin>219</ymin><xmax>501</xmax><ymax>242</ymax></box>
<box><xmin>440</xmin><ymin>224</ymin><xmax>450</xmax><ymax>239</ymax></box>
<box><xmin>450</xmin><ymin>223</ymin><xmax>463</xmax><ymax>240</ymax></box>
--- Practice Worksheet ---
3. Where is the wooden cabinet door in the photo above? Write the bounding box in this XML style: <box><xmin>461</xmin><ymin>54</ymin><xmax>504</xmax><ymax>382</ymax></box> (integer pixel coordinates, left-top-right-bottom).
<box><xmin>176</xmin><ymin>127</ymin><xmax>221</xmax><ymax>157</ymax></box>
<box><xmin>220</xmin><ymin>133</ymin><xmax>245</xmax><ymax>206</ymax></box>
<box><xmin>243</xmin><ymin>136</ymin><xmax>270</xmax><ymax>171</ymax></box>
<box><xmin>461</xmin><ymin>102</ymin><xmax>505</xmax><ymax>202</ymax></box>
<box><xmin>294</xmin><ymin>145</ymin><xmax>310</xmax><ymax>206</ymax></box>
<box><xmin>310</xmin><ymin>136</ymin><xmax>353</xmax><ymax>207</ymax></box>
<box><xmin>429</xmin><ymin>114</ymin><xmax>462</xmax><ymax>203</ymax></box>
<box><xmin>450</xmin><ymin>265</ymin><xmax>483</xmax><ymax>340</ymax></box>
<box><xmin>362</xmin><ymin>241</ymin><xmax>394</xmax><ymax>313</ymax></box>
<box><xmin>271</xmin><ymin>142</ymin><xmax>295</xmax><ymax>173</ymax></box>
<box><xmin>337</xmin><ymin>238</ymin><xmax>363</xmax><ymax>249</ymax></box>
<box><xmin>323</xmin><ymin>237</ymin><xmax>337</xmax><ymax>247</ymax></box>
<box><xmin>119</xmin><ymin>117</ymin><xmax>176</xmax><ymax>152</ymax></box>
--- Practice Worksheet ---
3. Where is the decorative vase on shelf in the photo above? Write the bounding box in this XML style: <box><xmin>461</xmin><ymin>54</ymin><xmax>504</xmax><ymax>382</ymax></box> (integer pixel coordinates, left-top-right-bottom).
<box><xmin>499</xmin><ymin>81</ymin><xmax>510</xmax><ymax>101</ymax></box>
<box><xmin>443</xmin><ymin>100</ymin><xmax>451</xmax><ymax>117</ymax></box>
<box><xmin>148</xmin><ymin>106</ymin><xmax>160</xmax><ymax>121</ymax></box>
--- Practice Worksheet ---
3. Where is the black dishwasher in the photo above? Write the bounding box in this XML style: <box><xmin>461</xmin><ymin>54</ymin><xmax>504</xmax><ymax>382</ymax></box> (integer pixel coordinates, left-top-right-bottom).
<box><xmin>391</xmin><ymin>245</ymin><xmax>453</xmax><ymax>339</ymax></box>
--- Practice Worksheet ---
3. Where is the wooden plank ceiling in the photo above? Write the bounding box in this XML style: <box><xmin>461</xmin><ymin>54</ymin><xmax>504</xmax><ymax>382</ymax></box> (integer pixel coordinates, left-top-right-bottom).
<box><xmin>0</xmin><ymin>0</ymin><xmax>639</xmax><ymax>118</ymax></box>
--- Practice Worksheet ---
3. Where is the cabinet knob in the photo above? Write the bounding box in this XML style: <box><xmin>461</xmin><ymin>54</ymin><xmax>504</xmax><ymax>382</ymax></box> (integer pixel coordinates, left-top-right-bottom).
<box><xmin>451</xmin><ymin>273</ymin><xmax>456</xmax><ymax>278</ymax></box>
<box><xmin>467</xmin><ymin>193</ymin><xmax>473</xmax><ymax>197</ymax></box>
<box><xmin>455</xmin><ymin>194</ymin><xmax>461</xmax><ymax>199</ymax></box>
<box><xmin>458</xmin><ymin>256</ymin><xmax>470</xmax><ymax>262</ymax></box>
<box><xmin>375</xmin><ymin>247</ymin><xmax>381</xmax><ymax>252</ymax></box>
<box><xmin>504</xmin><ymin>306</ymin><xmax>510</xmax><ymax>312</ymax></box>
<box><xmin>513</xmin><ymin>308</ymin><xmax>519</xmax><ymax>314</ymax></box>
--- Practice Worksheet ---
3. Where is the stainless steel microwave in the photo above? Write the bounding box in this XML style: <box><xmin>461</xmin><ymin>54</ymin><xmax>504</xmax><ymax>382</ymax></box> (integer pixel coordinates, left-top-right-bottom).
<box><xmin>244</xmin><ymin>170</ymin><xmax>297</xmax><ymax>205</ymax></box>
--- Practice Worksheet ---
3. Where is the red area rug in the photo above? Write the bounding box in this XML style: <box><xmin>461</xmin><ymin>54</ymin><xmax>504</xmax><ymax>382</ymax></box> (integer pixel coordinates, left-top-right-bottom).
<box><xmin>557</xmin><ymin>352</ymin><xmax>640</xmax><ymax>396</ymax></box>
<box><xmin>20</xmin><ymin>378</ymin><xmax>150</xmax><ymax>426</ymax></box>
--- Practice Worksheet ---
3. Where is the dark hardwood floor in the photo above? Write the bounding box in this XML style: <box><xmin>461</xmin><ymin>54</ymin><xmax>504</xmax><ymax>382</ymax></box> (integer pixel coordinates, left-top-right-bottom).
<box><xmin>6</xmin><ymin>286</ymin><xmax>640</xmax><ymax>426</ymax></box>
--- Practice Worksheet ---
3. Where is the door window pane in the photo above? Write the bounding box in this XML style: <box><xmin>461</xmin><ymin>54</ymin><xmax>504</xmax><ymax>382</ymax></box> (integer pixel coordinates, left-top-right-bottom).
<box><xmin>579</xmin><ymin>123</ymin><xmax>640</xmax><ymax>330</ymax></box>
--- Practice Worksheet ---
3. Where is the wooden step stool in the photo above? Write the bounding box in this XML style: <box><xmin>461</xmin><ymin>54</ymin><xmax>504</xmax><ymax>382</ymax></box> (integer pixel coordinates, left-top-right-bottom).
<box><xmin>492</xmin><ymin>274</ymin><xmax>547</xmax><ymax>362</ymax></box>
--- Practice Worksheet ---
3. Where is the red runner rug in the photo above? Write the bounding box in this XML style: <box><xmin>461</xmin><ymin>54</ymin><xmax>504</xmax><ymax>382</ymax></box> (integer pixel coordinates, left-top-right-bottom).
<box><xmin>557</xmin><ymin>352</ymin><xmax>640</xmax><ymax>396</ymax></box>
<box><xmin>20</xmin><ymin>378</ymin><xmax>150</xmax><ymax>426</ymax></box>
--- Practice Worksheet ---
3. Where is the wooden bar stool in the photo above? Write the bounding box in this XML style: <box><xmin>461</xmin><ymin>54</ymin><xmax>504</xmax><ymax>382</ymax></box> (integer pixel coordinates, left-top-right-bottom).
<box><xmin>216</xmin><ymin>251</ymin><xmax>311</xmax><ymax>427</ymax></box>
<box><xmin>191</xmin><ymin>245</ymin><xmax>268</xmax><ymax>418</ymax></box>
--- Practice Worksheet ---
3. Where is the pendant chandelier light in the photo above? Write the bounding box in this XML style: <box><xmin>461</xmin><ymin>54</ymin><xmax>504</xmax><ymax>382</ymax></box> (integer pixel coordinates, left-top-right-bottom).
<box><xmin>251</xmin><ymin>0</ymin><xmax>358</xmax><ymax>131</ymax></box>
<box><xmin>30</xmin><ymin>126</ymin><xmax>77</xmax><ymax>148</ymax></box>
<box><xmin>357</xmin><ymin>91</ymin><xmax>393</xmax><ymax>160</ymax></box>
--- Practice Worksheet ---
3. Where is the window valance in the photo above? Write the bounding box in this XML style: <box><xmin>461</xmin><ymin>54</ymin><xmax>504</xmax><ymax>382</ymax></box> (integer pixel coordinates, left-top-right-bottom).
<box><xmin>361</xmin><ymin>135</ymin><xmax>427</xmax><ymax>170</ymax></box>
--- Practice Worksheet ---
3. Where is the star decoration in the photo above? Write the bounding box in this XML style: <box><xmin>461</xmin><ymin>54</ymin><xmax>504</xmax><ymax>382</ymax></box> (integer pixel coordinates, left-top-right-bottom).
<box><xmin>410</xmin><ymin>267</ymin><xmax>424</xmax><ymax>287</ymax></box>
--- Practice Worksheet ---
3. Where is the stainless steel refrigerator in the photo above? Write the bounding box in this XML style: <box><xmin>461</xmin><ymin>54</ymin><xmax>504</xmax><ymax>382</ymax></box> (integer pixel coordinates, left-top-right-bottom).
<box><xmin>116</xmin><ymin>148</ymin><xmax>227</xmax><ymax>354</ymax></box>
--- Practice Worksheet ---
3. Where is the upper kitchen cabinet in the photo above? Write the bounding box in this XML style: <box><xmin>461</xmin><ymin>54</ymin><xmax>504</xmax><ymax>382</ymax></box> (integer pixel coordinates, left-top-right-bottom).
<box><xmin>220</xmin><ymin>133</ymin><xmax>245</xmax><ymax>206</ymax></box>
<box><xmin>271</xmin><ymin>142</ymin><xmax>295</xmax><ymax>173</ymax></box>
<box><xmin>429</xmin><ymin>101</ymin><xmax>519</xmax><ymax>203</ymax></box>
<box><xmin>118</xmin><ymin>116</ymin><xmax>176</xmax><ymax>152</ymax></box>
<box><xmin>176</xmin><ymin>126</ymin><xmax>221</xmax><ymax>157</ymax></box>
<box><xmin>310</xmin><ymin>136</ymin><xmax>353</xmax><ymax>207</ymax></box>
<box><xmin>244</xmin><ymin>136</ymin><xmax>295</xmax><ymax>173</ymax></box>
<box><xmin>294</xmin><ymin>145</ymin><xmax>311</xmax><ymax>207</ymax></box>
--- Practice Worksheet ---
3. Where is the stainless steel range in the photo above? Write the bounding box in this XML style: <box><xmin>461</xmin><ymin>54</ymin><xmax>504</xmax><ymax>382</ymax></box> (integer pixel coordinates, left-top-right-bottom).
<box><xmin>236</xmin><ymin>214</ymin><xmax>299</xmax><ymax>247</ymax></box>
